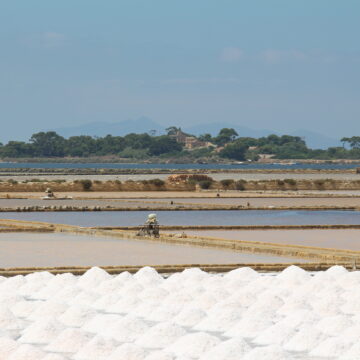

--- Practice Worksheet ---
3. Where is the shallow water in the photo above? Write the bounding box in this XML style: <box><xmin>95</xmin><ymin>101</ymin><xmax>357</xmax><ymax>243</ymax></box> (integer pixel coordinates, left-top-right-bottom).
<box><xmin>0</xmin><ymin>209</ymin><xmax>359</xmax><ymax>227</ymax></box>
<box><xmin>0</xmin><ymin>161</ymin><xmax>359</xmax><ymax>170</ymax></box>
<box><xmin>0</xmin><ymin>232</ymin><xmax>307</xmax><ymax>267</ymax></box>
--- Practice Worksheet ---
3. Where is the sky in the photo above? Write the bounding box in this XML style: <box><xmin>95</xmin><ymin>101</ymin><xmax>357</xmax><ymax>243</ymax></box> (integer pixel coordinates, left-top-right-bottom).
<box><xmin>0</xmin><ymin>0</ymin><xmax>359</xmax><ymax>143</ymax></box>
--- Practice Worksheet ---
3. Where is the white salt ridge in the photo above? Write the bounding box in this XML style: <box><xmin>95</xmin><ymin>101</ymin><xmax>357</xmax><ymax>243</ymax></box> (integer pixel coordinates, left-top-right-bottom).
<box><xmin>27</xmin><ymin>301</ymin><xmax>68</xmax><ymax>321</ymax></box>
<box><xmin>134</xmin><ymin>266</ymin><xmax>164</xmax><ymax>286</ymax></box>
<box><xmin>103</xmin><ymin>315</ymin><xmax>149</xmax><ymax>342</ymax></box>
<box><xmin>165</xmin><ymin>332</ymin><xmax>221</xmax><ymax>359</ymax></box>
<box><xmin>316</xmin><ymin>314</ymin><xmax>353</xmax><ymax>336</ymax></box>
<box><xmin>58</xmin><ymin>304</ymin><xmax>96</xmax><ymax>327</ymax></box>
<box><xmin>242</xmin><ymin>344</ymin><xmax>294</xmax><ymax>360</ymax></box>
<box><xmin>51</xmin><ymin>285</ymin><xmax>83</xmax><ymax>303</ymax></box>
<box><xmin>173</xmin><ymin>306</ymin><xmax>207</xmax><ymax>327</ymax></box>
<box><xmin>144</xmin><ymin>351</ymin><xmax>174</xmax><ymax>360</ymax></box>
<box><xmin>18</xmin><ymin>318</ymin><xmax>64</xmax><ymax>344</ymax></box>
<box><xmin>199</xmin><ymin>337</ymin><xmax>251</xmax><ymax>360</ymax></box>
<box><xmin>0</xmin><ymin>337</ymin><xmax>18</xmax><ymax>359</ymax></box>
<box><xmin>0</xmin><ymin>308</ymin><xmax>24</xmax><ymax>330</ymax></box>
<box><xmin>82</xmin><ymin>314</ymin><xmax>122</xmax><ymax>334</ymax></box>
<box><xmin>136</xmin><ymin>322</ymin><xmax>186</xmax><ymax>348</ymax></box>
<box><xmin>225</xmin><ymin>316</ymin><xmax>274</xmax><ymax>339</ymax></box>
<box><xmin>254</xmin><ymin>323</ymin><xmax>296</xmax><ymax>346</ymax></box>
<box><xmin>8</xmin><ymin>344</ymin><xmax>46</xmax><ymax>360</ymax></box>
<box><xmin>224</xmin><ymin>266</ymin><xmax>260</xmax><ymax>282</ymax></box>
<box><xmin>340</xmin><ymin>342</ymin><xmax>360</xmax><ymax>360</ymax></box>
<box><xmin>74</xmin><ymin>335</ymin><xmax>118</xmax><ymax>360</ymax></box>
<box><xmin>0</xmin><ymin>276</ymin><xmax>25</xmax><ymax>292</ymax></box>
<box><xmin>92</xmin><ymin>293</ymin><xmax>122</xmax><ymax>310</ymax></box>
<box><xmin>310</xmin><ymin>335</ymin><xmax>355</xmax><ymax>357</ymax></box>
<box><xmin>283</xmin><ymin>325</ymin><xmax>326</xmax><ymax>352</ymax></box>
<box><xmin>194</xmin><ymin>307</ymin><xmax>243</xmax><ymax>332</ymax></box>
<box><xmin>42</xmin><ymin>354</ymin><xmax>66</xmax><ymax>360</ymax></box>
<box><xmin>108</xmin><ymin>343</ymin><xmax>147</xmax><ymax>360</ymax></box>
<box><xmin>46</xmin><ymin>328</ymin><xmax>93</xmax><ymax>353</ymax></box>
<box><xmin>326</xmin><ymin>265</ymin><xmax>348</xmax><ymax>276</ymax></box>
<box><xmin>77</xmin><ymin>267</ymin><xmax>111</xmax><ymax>289</ymax></box>
<box><xmin>11</xmin><ymin>300</ymin><xmax>41</xmax><ymax>318</ymax></box>
<box><xmin>68</xmin><ymin>290</ymin><xmax>99</xmax><ymax>306</ymax></box>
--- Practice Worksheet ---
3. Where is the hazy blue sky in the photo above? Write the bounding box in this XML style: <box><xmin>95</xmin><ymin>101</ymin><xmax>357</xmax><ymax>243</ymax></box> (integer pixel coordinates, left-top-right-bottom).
<box><xmin>0</xmin><ymin>1</ymin><xmax>359</xmax><ymax>142</ymax></box>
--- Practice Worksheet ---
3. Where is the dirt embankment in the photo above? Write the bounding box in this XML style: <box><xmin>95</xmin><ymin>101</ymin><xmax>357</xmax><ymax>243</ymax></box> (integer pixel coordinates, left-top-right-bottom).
<box><xmin>1</xmin><ymin>178</ymin><xmax>360</xmax><ymax>192</ymax></box>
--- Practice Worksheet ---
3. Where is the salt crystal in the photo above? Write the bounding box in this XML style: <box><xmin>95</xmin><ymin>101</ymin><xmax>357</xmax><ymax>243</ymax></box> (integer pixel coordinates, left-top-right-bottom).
<box><xmin>242</xmin><ymin>344</ymin><xmax>294</xmax><ymax>360</ymax></box>
<box><xmin>58</xmin><ymin>304</ymin><xmax>96</xmax><ymax>327</ymax></box>
<box><xmin>73</xmin><ymin>335</ymin><xmax>118</xmax><ymax>360</ymax></box>
<box><xmin>165</xmin><ymin>332</ymin><xmax>220</xmax><ymax>358</ymax></box>
<box><xmin>199</xmin><ymin>337</ymin><xmax>251</xmax><ymax>360</ymax></box>
<box><xmin>0</xmin><ymin>337</ymin><xmax>18</xmax><ymax>358</ymax></box>
<box><xmin>108</xmin><ymin>343</ymin><xmax>147</xmax><ymax>360</ymax></box>
<box><xmin>18</xmin><ymin>318</ymin><xmax>64</xmax><ymax>344</ymax></box>
<box><xmin>77</xmin><ymin>267</ymin><xmax>111</xmax><ymax>289</ymax></box>
<box><xmin>136</xmin><ymin>322</ymin><xmax>186</xmax><ymax>348</ymax></box>
<box><xmin>310</xmin><ymin>335</ymin><xmax>355</xmax><ymax>357</ymax></box>
<box><xmin>283</xmin><ymin>325</ymin><xmax>326</xmax><ymax>352</ymax></box>
<box><xmin>46</xmin><ymin>328</ymin><xmax>93</xmax><ymax>353</ymax></box>
<box><xmin>7</xmin><ymin>344</ymin><xmax>46</xmax><ymax>360</ymax></box>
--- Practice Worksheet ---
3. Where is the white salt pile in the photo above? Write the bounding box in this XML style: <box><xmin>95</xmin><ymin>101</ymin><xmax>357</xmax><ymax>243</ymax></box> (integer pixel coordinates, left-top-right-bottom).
<box><xmin>46</xmin><ymin>328</ymin><xmax>93</xmax><ymax>353</ymax></box>
<box><xmin>1</xmin><ymin>265</ymin><xmax>360</xmax><ymax>359</ymax></box>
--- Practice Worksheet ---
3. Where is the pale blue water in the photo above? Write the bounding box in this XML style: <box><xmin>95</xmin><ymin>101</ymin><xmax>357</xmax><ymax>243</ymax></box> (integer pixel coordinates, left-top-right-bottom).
<box><xmin>0</xmin><ymin>210</ymin><xmax>359</xmax><ymax>227</ymax></box>
<box><xmin>0</xmin><ymin>162</ymin><xmax>359</xmax><ymax>170</ymax></box>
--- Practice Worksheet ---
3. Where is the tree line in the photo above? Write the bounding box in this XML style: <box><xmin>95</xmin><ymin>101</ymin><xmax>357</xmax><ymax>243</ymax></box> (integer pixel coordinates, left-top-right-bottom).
<box><xmin>0</xmin><ymin>129</ymin><xmax>359</xmax><ymax>160</ymax></box>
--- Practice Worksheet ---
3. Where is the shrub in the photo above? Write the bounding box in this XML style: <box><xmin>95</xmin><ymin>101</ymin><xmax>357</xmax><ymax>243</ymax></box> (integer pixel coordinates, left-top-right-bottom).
<box><xmin>80</xmin><ymin>179</ymin><xmax>92</xmax><ymax>191</ymax></box>
<box><xmin>8</xmin><ymin>179</ymin><xmax>18</xmax><ymax>185</ymax></box>
<box><xmin>220</xmin><ymin>179</ymin><xmax>235</xmax><ymax>189</ymax></box>
<box><xmin>235</xmin><ymin>180</ymin><xmax>246</xmax><ymax>191</ymax></box>
<box><xmin>277</xmin><ymin>180</ymin><xmax>285</xmax><ymax>186</ymax></box>
<box><xmin>198</xmin><ymin>180</ymin><xmax>213</xmax><ymax>189</ymax></box>
<box><xmin>284</xmin><ymin>179</ymin><xmax>297</xmax><ymax>186</ymax></box>
<box><xmin>187</xmin><ymin>174</ymin><xmax>214</xmax><ymax>183</ymax></box>
<box><xmin>148</xmin><ymin>178</ymin><xmax>165</xmax><ymax>187</ymax></box>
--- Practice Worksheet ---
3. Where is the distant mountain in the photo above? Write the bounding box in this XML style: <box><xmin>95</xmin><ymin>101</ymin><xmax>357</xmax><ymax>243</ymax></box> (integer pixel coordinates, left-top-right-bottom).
<box><xmin>53</xmin><ymin>117</ymin><xmax>165</xmax><ymax>138</ymax></box>
<box><xmin>290</xmin><ymin>130</ymin><xmax>340</xmax><ymax>149</ymax></box>
<box><xmin>184</xmin><ymin>122</ymin><xmax>274</xmax><ymax>138</ymax></box>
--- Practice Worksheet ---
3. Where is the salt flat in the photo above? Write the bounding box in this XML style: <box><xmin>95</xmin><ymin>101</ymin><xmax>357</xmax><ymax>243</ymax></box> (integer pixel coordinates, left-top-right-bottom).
<box><xmin>0</xmin><ymin>265</ymin><xmax>359</xmax><ymax>359</ymax></box>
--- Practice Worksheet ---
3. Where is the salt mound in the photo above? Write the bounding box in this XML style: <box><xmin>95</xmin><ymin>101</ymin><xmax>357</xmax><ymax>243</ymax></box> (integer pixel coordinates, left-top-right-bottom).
<box><xmin>94</xmin><ymin>277</ymin><xmax>125</xmax><ymax>294</ymax></box>
<box><xmin>77</xmin><ymin>267</ymin><xmax>111</xmax><ymax>288</ymax></box>
<box><xmin>0</xmin><ymin>294</ymin><xmax>24</xmax><ymax>308</ymax></box>
<box><xmin>73</xmin><ymin>335</ymin><xmax>118</xmax><ymax>360</ymax></box>
<box><xmin>276</xmin><ymin>309</ymin><xmax>319</xmax><ymax>329</ymax></box>
<box><xmin>340</xmin><ymin>342</ymin><xmax>360</xmax><ymax>360</ymax></box>
<box><xmin>0</xmin><ymin>307</ymin><xmax>24</xmax><ymax>330</ymax></box>
<box><xmin>0</xmin><ymin>337</ymin><xmax>18</xmax><ymax>359</ymax></box>
<box><xmin>82</xmin><ymin>314</ymin><xmax>122</xmax><ymax>334</ymax></box>
<box><xmin>165</xmin><ymin>332</ymin><xmax>221</xmax><ymax>358</ymax></box>
<box><xmin>194</xmin><ymin>308</ymin><xmax>243</xmax><ymax>332</ymax></box>
<box><xmin>254</xmin><ymin>323</ymin><xmax>295</xmax><ymax>346</ymax></box>
<box><xmin>242</xmin><ymin>344</ymin><xmax>294</xmax><ymax>360</ymax></box>
<box><xmin>316</xmin><ymin>314</ymin><xmax>353</xmax><ymax>336</ymax></box>
<box><xmin>8</xmin><ymin>344</ymin><xmax>45</xmax><ymax>360</ymax></box>
<box><xmin>310</xmin><ymin>336</ymin><xmax>355</xmax><ymax>357</ymax></box>
<box><xmin>283</xmin><ymin>325</ymin><xmax>326</xmax><ymax>352</ymax></box>
<box><xmin>11</xmin><ymin>300</ymin><xmax>41</xmax><ymax>318</ymax></box>
<box><xmin>107</xmin><ymin>295</ymin><xmax>140</xmax><ymax>314</ymax></box>
<box><xmin>144</xmin><ymin>351</ymin><xmax>174</xmax><ymax>360</ymax></box>
<box><xmin>51</xmin><ymin>285</ymin><xmax>83</xmax><ymax>303</ymax></box>
<box><xmin>179</xmin><ymin>268</ymin><xmax>209</xmax><ymax>283</ymax></box>
<box><xmin>146</xmin><ymin>303</ymin><xmax>184</xmax><ymax>322</ymax></box>
<box><xmin>224</xmin><ymin>267</ymin><xmax>260</xmax><ymax>282</ymax></box>
<box><xmin>108</xmin><ymin>343</ymin><xmax>147</xmax><ymax>360</ymax></box>
<box><xmin>25</xmin><ymin>271</ymin><xmax>54</xmax><ymax>283</ymax></box>
<box><xmin>173</xmin><ymin>306</ymin><xmax>207</xmax><ymax>327</ymax></box>
<box><xmin>140</xmin><ymin>287</ymin><xmax>169</xmax><ymax>302</ymax></box>
<box><xmin>136</xmin><ymin>322</ymin><xmax>186</xmax><ymax>348</ymax></box>
<box><xmin>134</xmin><ymin>266</ymin><xmax>163</xmax><ymax>285</ymax></box>
<box><xmin>326</xmin><ymin>265</ymin><xmax>348</xmax><ymax>276</ymax></box>
<box><xmin>224</xmin><ymin>315</ymin><xmax>274</xmax><ymax>339</ymax></box>
<box><xmin>58</xmin><ymin>304</ymin><xmax>96</xmax><ymax>327</ymax></box>
<box><xmin>199</xmin><ymin>337</ymin><xmax>251</xmax><ymax>360</ymax></box>
<box><xmin>18</xmin><ymin>318</ymin><xmax>64</xmax><ymax>344</ymax></box>
<box><xmin>34</xmin><ymin>273</ymin><xmax>77</xmax><ymax>300</ymax></box>
<box><xmin>46</xmin><ymin>328</ymin><xmax>93</xmax><ymax>353</ymax></box>
<box><xmin>27</xmin><ymin>301</ymin><xmax>68</xmax><ymax>321</ymax></box>
<box><xmin>114</xmin><ymin>270</ymin><xmax>133</xmax><ymax>282</ymax></box>
<box><xmin>0</xmin><ymin>276</ymin><xmax>25</xmax><ymax>292</ymax></box>
<box><xmin>277</xmin><ymin>265</ymin><xmax>311</xmax><ymax>284</ymax></box>
<box><xmin>42</xmin><ymin>354</ymin><xmax>66</xmax><ymax>360</ymax></box>
<box><xmin>68</xmin><ymin>290</ymin><xmax>99</xmax><ymax>306</ymax></box>
<box><xmin>104</xmin><ymin>315</ymin><xmax>149</xmax><ymax>342</ymax></box>
<box><xmin>92</xmin><ymin>293</ymin><xmax>122</xmax><ymax>311</ymax></box>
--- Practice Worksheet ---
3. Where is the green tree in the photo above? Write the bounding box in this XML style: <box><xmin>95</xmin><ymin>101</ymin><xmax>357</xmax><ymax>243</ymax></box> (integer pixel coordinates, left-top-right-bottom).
<box><xmin>148</xmin><ymin>136</ymin><xmax>182</xmax><ymax>156</ymax></box>
<box><xmin>30</xmin><ymin>131</ymin><xmax>66</xmax><ymax>157</ymax></box>
<box><xmin>215</xmin><ymin>128</ymin><xmax>238</xmax><ymax>146</ymax></box>
<box><xmin>219</xmin><ymin>141</ymin><xmax>248</xmax><ymax>160</ymax></box>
